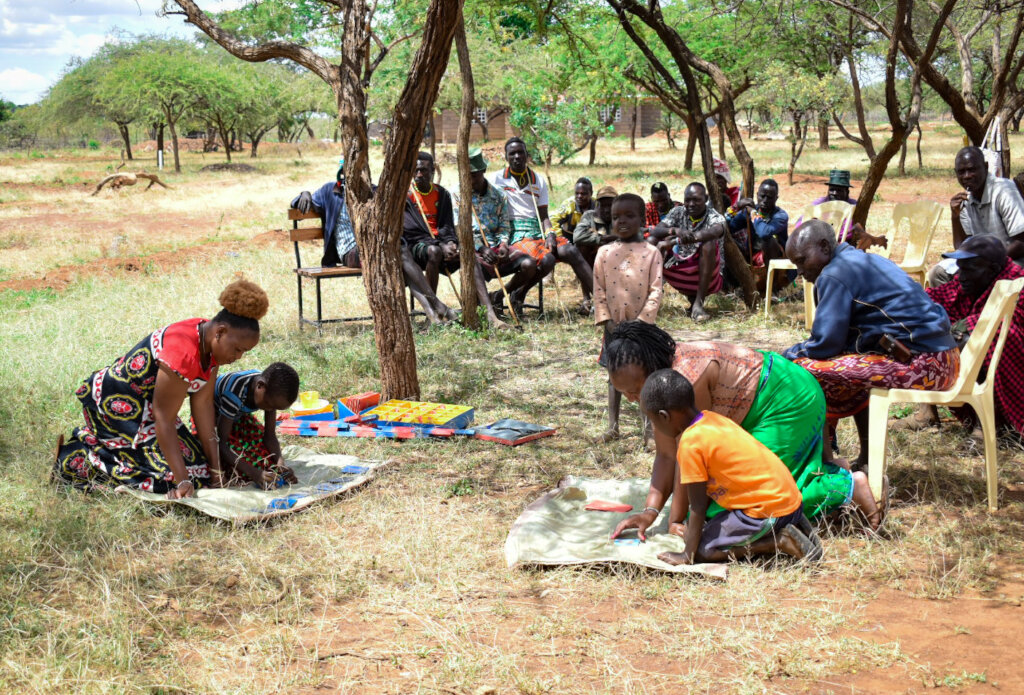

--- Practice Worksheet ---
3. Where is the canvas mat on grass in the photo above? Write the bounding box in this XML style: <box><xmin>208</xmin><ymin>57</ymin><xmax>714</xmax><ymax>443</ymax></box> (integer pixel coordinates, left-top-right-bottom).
<box><xmin>118</xmin><ymin>445</ymin><xmax>388</xmax><ymax>523</ymax></box>
<box><xmin>506</xmin><ymin>476</ymin><xmax>728</xmax><ymax>580</ymax></box>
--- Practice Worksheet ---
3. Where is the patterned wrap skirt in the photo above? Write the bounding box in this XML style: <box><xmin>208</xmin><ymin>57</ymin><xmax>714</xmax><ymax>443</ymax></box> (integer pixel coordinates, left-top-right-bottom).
<box><xmin>793</xmin><ymin>347</ymin><xmax>961</xmax><ymax>421</ymax></box>
<box><xmin>55</xmin><ymin>407</ymin><xmax>209</xmax><ymax>493</ymax></box>
<box><xmin>662</xmin><ymin>243</ymin><xmax>722</xmax><ymax>297</ymax></box>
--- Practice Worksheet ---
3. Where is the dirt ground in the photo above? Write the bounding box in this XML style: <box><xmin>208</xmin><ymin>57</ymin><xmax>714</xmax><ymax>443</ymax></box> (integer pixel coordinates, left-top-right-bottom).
<box><xmin>2</xmin><ymin>133</ymin><xmax>1022</xmax><ymax>694</ymax></box>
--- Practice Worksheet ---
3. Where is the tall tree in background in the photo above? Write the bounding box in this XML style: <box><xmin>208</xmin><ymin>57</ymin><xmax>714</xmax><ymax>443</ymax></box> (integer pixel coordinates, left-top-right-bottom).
<box><xmin>830</xmin><ymin>0</ymin><xmax>1023</xmax><ymax>172</ymax></box>
<box><xmin>168</xmin><ymin>0</ymin><xmax>461</xmax><ymax>399</ymax></box>
<box><xmin>822</xmin><ymin>0</ymin><xmax>955</xmax><ymax>225</ymax></box>
<box><xmin>608</xmin><ymin>0</ymin><xmax>758</xmax><ymax>309</ymax></box>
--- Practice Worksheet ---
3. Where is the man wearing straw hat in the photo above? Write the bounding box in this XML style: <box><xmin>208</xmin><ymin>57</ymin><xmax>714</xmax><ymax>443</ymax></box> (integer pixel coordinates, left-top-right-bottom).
<box><xmin>457</xmin><ymin>148</ymin><xmax>539</xmax><ymax>323</ymax></box>
<box><xmin>491</xmin><ymin>136</ymin><xmax>594</xmax><ymax>313</ymax></box>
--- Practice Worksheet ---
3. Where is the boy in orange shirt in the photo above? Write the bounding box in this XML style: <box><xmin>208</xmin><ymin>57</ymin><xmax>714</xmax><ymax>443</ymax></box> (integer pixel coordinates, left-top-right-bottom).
<box><xmin>639</xmin><ymin>369</ymin><xmax>823</xmax><ymax>564</ymax></box>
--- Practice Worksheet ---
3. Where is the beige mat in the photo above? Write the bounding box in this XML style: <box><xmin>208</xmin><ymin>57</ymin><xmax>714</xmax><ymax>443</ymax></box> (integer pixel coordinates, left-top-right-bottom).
<box><xmin>119</xmin><ymin>445</ymin><xmax>387</xmax><ymax>523</ymax></box>
<box><xmin>505</xmin><ymin>476</ymin><xmax>728</xmax><ymax>580</ymax></box>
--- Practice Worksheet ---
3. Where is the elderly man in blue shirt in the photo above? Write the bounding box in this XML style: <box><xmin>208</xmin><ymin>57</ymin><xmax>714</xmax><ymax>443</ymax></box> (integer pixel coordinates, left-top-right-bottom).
<box><xmin>783</xmin><ymin>220</ymin><xmax>959</xmax><ymax>473</ymax></box>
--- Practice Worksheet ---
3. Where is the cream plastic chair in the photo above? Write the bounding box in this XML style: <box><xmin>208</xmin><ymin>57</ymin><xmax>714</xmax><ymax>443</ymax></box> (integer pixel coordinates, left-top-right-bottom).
<box><xmin>866</xmin><ymin>277</ymin><xmax>1024</xmax><ymax>511</ymax></box>
<box><xmin>764</xmin><ymin>201</ymin><xmax>854</xmax><ymax>330</ymax></box>
<box><xmin>885</xmin><ymin>201</ymin><xmax>943</xmax><ymax>284</ymax></box>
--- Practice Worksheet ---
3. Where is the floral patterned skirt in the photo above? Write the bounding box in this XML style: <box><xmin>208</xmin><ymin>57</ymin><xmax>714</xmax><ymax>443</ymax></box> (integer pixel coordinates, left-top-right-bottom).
<box><xmin>793</xmin><ymin>348</ymin><xmax>960</xmax><ymax>420</ymax></box>
<box><xmin>54</xmin><ymin>407</ymin><xmax>209</xmax><ymax>494</ymax></box>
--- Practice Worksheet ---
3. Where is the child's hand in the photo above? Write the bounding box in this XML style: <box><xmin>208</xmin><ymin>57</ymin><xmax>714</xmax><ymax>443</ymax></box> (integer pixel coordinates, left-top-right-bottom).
<box><xmin>256</xmin><ymin>469</ymin><xmax>279</xmax><ymax>490</ymax></box>
<box><xmin>610</xmin><ymin>511</ymin><xmax>657</xmax><ymax>542</ymax></box>
<box><xmin>668</xmin><ymin>522</ymin><xmax>687</xmax><ymax>538</ymax></box>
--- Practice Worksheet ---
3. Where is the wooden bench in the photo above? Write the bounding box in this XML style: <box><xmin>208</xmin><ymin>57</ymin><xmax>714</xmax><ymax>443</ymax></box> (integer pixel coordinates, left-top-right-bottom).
<box><xmin>288</xmin><ymin>208</ymin><xmax>543</xmax><ymax>328</ymax></box>
<box><xmin>289</xmin><ymin>208</ymin><xmax>413</xmax><ymax>329</ymax></box>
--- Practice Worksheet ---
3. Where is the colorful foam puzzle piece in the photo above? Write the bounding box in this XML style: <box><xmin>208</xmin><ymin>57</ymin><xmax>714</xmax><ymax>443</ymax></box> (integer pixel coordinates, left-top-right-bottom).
<box><xmin>584</xmin><ymin>500</ymin><xmax>634</xmax><ymax>513</ymax></box>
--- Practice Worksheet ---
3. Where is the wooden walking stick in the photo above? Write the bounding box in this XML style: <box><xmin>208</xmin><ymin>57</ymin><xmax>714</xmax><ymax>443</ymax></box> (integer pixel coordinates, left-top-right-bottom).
<box><xmin>525</xmin><ymin>173</ymin><xmax>565</xmax><ymax>315</ymax></box>
<box><xmin>409</xmin><ymin>186</ymin><xmax>464</xmax><ymax>310</ymax></box>
<box><xmin>469</xmin><ymin>205</ymin><xmax>521</xmax><ymax>326</ymax></box>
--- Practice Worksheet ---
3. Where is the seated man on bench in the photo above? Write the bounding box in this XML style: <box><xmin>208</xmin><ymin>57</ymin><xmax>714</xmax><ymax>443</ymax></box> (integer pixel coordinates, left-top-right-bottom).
<box><xmin>292</xmin><ymin>159</ymin><xmax>457</xmax><ymax>324</ymax></box>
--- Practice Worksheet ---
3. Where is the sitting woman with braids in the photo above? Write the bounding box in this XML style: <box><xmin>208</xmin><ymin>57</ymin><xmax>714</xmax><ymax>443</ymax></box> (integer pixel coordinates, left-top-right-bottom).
<box><xmin>54</xmin><ymin>279</ymin><xmax>267</xmax><ymax>499</ymax></box>
<box><xmin>604</xmin><ymin>321</ymin><xmax>884</xmax><ymax>536</ymax></box>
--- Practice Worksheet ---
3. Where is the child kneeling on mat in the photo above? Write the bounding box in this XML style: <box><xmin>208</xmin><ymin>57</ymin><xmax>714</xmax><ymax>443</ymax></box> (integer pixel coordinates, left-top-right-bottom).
<box><xmin>213</xmin><ymin>363</ymin><xmax>301</xmax><ymax>489</ymax></box>
<box><xmin>640</xmin><ymin>369</ymin><xmax>823</xmax><ymax>564</ymax></box>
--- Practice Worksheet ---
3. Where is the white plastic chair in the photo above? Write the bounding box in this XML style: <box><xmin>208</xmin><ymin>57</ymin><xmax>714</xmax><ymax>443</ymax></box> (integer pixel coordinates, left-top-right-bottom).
<box><xmin>764</xmin><ymin>202</ymin><xmax>854</xmax><ymax>329</ymax></box>
<box><xmin>878</xmin><ymin>201</ymin><xmax>943</xmax><ymax>285</ymax></box>
<box><xmin>867</xmin><ymin>277</ymin><xmax>1024</xmax><ymax>511</ymax></box>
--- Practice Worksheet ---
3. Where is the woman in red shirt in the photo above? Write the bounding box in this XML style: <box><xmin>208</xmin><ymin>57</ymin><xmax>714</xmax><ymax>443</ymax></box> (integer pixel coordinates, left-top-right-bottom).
<box><xmin>54</xmin><ymin>280</ymin><xmax>267</xmax><ymax>499</ymax></box>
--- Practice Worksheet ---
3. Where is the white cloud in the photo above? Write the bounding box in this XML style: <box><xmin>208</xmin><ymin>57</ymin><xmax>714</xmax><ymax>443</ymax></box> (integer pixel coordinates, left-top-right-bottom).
<box><xmin>0</xmin><ymin>67</ymin><xmax>49</xmax><ymax>103</ymax></box>
<box><xmin>0</xmin><ymin>0</ymin><xmax>252</xmax><ymax>103</ymax></box>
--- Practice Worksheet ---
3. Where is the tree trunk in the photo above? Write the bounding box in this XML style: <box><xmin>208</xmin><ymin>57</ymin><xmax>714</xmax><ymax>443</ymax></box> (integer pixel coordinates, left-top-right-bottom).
<box><xmin>588</xmin><ymin>135</ymin><xmax>597</xmax><ymax>165</ymax></box>
<box><xmin>817</xmin><ymin>111</ymin><xmax>829</xmax><ymax>149</ymax></box>
<box><xmin>998</xmin><ymin>107</ymin><xmax>1012</xmax><ymax>174</ymax></box>
<box><xmin>629</xmin><ymin>97</ymin><xmax>638</xmax><ymax>151</ymax></box>
<box><xmin>337</xmin><ymin>0</ymin><xmax>461</xmax><ymax>401</ymax></box>
<box><xmin>217</xmin><ymin>119</ymin><xmax>232</xmax><ymax>162</ymax></box>
<box><xmin>165</xmin><ymin>107</ymin><xmax>181</xmax><ymax>173</ymax></box>
<box><xmin>454</xmin><ymin>14</ymin><xmax>480</xmax><ymax>329</ymax></box>
<box><xmin>921</xmin><ymin>120</ymin><xmax>929</xmax><ymax>167</ymax></box>
<box><xmin>898</xmin><ymin>138</ymin><xmax>907</xmax><ymax>175</ymax></box>
<box><xmin>428</xmin><ymin>112</ymin><xmax>437</xmax><ymax>159</ymax></box>
<box><xmin>717</xmin><ymin>117</ymin><xmax>725</xmax><ymax>160</ymax></box>
<box><xmin>118</xmin><ymin>123</ymin><xmax>133</xmax><ymax>160</ymax></box>
<box><xmin>683</xmin><ymin>113</ymin><xmax>697</xmax><ymax>170</ymax></box>
<box><xmin>155</xmin><ymin>122</ymin><xmax>165</xmax><ymax>159</ymax></box>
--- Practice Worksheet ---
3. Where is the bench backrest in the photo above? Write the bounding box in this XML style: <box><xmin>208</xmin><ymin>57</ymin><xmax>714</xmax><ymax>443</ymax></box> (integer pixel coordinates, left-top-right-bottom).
<box><xmin>289</xmin><ymin>208</ymin><xmax>324</xmax><ymax>268</ymax></box>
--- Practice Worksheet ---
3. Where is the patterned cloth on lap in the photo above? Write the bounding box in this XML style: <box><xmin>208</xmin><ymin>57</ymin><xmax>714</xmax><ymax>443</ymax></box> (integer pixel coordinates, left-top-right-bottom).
<box><xmin>927</xmin><ymin>260</ymin><xmax>1024</xmax><ymax>433</ymax></box>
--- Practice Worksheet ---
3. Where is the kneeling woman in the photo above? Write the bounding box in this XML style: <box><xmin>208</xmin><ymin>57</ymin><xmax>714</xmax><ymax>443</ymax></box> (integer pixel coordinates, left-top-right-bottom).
<box><xmin>605</xmin><ymin>321</ymin><xmax>882</xmax><ymax>535</ymax></box>
<box><xmin>54</xmin><ymin>279</ymin><xmax>268</xmax><ymax>499</ymax></box>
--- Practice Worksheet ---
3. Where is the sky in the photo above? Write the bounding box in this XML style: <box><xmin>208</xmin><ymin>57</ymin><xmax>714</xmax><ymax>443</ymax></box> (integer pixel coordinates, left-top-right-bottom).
<box><xmin>0</xmin><ymin>0</ymin><xmax>233</xmax><ymax>105</ymax></box>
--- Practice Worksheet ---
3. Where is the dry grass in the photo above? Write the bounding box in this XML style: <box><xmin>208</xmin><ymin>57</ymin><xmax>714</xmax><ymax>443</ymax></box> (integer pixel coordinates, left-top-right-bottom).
<box><xmin>1</xmin><ymin>130</ymin><xmax>1023</xmax><ymax>693</ymax></box>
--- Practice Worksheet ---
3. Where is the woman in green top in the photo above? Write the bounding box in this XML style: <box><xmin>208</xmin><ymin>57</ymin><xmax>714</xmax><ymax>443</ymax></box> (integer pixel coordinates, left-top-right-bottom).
<box><xmin>604</xmin><ymin>321</ymin><xmax>883</xmax><ymax>539</ymax></box>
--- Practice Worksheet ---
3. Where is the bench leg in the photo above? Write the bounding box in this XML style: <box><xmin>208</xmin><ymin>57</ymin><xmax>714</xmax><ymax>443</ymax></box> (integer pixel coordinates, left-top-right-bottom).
<box><xmin>297</xmin><ymin>274</ymin><xmax>304</xmax><ymax>330</ymax></box>
<box><xmin>315</xmin><ymin>277</ymin><xmax>324</xmax><ymax>331</ymax></box>
<box><xmin>538</xmin><ymin>278</ymin><xmax>544</xmax><ymax>314</ymax></box>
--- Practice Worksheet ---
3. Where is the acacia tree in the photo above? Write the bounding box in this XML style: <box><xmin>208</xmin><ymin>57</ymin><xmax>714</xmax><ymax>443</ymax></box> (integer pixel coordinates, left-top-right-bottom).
<box><xmin>239</xmin><ymin>63</ymin><xmax>302</xmax><ymax>157</ymax></box>
<box><xmin>820</xmin><ymin>0</ymin><xmax>955</xmax><ymax>226</ymax></box>
<box><xmin>829</xmin><ymin>0</ymin><xmax>1023</xmax><ymax>172</ymax></box>
<box><xmin>43</xmin><ymin>45</ymin><xmax>145</xmax><ymax>159</ymax></box>
<box><xmin>167</xmin><ymin>0</ymin><xmax>461</xmax><ymax>399</ymax></box>
<box><xmin>749</xmin><ymin>62</ymin><xmax>848</xmax><ymax>184</ymax></box>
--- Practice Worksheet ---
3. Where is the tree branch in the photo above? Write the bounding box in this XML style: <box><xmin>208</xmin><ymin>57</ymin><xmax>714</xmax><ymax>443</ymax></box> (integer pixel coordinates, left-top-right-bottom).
<box><xmin>167</xmin><ymin>0</ymin><xmax>336</xmax><ymax>84</ymax></box>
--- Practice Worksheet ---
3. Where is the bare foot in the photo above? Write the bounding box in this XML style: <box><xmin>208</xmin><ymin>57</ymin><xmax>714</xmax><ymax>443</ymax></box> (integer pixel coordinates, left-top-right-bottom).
<box><xmin>850</xmin><ymin>470</ymin><xmax>886</xmax><ymax>531</ymax></box>
<box><xmin>657</xmin><ymin>551</ymin><xmax>689</xmax><ymax>566</ymax></box>
<box><xmin>488</xmin><ymin>315</ymin><xmax>512</xmax><ymax>331</ymax></box>
<box><xmin>832</xmin><ymin>456</ymin><xmax>852</xmax><ymax>471</ymax></box>
<box><xmin>891</xmin><ymin>404</ymin><xmax>940</xmax><ymax>431</ymax></box>
<box><xmin>691</xmin><ymin>303</ymin><xmax>710</xmax><ymax>323</ymax></box>
<box><xmin>597</xmin><ymin>429</ymin><xmax>620</xmax><ymax>444</ymax></box>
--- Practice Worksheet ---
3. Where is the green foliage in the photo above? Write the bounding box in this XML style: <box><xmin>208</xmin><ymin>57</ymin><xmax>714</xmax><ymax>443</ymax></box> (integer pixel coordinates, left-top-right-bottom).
<box><xmin>0</xmin><ymin>96</ymin><xmax>14</xmax><ymax>122</ymax></box>
<box><xmin>749</xmin><ymin>62</ymin><xmax>849</xmax><ymax>128</ymax></box>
